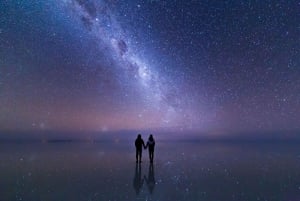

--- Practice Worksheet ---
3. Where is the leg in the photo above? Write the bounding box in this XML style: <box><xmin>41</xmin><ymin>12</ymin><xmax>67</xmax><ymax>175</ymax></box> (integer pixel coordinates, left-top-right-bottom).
<box><xmin>151</xmin><ymin>150</ymin><xmax>154</xmax><ymax>162</ymax></box>
<box><xmin>149</xmin><ymin>149</ymin><xmax>154</xmax><ymax>162</ymax></box>
<box><xmin>136</xmin><ymin>149</ymin><xmax>139</xmax><ymax>162</ymax></box>
<box><xmin>139</xmin><ymin>150</ymin><xmax>142</xmax><ymax>163</ymax></box>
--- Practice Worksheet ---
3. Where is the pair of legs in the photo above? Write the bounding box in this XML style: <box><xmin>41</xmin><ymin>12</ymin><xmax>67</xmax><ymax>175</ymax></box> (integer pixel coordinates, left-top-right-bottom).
<box><xmin>148</xmin><ymin>149</ymin><xmax>154</xmax><ymax>163</ymax></box>
<box><xmin>136</xmin><ymin>148</ymin><xmax>154</xmax><ymax>163</ymax></box>
<box><xmin>136</xmin><ymin>148</ymin><xmax>142</xmax><ymax>163</ymax></box>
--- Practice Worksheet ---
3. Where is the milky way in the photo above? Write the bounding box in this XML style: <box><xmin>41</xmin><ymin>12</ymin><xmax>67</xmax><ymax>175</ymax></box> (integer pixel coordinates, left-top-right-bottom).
<box><xmin>65</xmin><ymin>0</ymin><xmax>196</xmax><ymax>129</ymax></box>
<box><xmin>0</xmin><ymin>0</ymin><xmax>299</xmax><ymax>137</ymax></box>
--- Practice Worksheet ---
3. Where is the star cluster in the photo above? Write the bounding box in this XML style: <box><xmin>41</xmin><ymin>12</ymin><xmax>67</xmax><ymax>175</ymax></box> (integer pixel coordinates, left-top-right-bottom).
<box><xmin>0</xmin><ymin>0</ymin><xmax>299</xmax><ymax>137</ymax></box>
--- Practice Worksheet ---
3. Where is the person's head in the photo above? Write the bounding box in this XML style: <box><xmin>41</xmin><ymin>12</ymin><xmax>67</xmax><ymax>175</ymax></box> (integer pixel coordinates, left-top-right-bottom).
<box><xmin>149</xmin><ymin>134</ymin><xmax>153</xmax><ymax>140</ymax></box>
<box><xmin>137</xmin><ymin>134</ymin><xmax>141</xmax><ymax>139</ymax></box>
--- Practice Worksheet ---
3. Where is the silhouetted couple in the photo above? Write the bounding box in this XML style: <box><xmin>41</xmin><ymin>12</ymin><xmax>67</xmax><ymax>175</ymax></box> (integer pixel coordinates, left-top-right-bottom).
<box><xmin>135</xmin><ymin>134</ymin><xmax>155</xmax><ymax>163</ymax></box>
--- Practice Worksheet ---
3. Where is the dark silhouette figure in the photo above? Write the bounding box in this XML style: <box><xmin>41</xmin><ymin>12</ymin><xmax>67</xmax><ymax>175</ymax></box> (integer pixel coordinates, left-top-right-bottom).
<box><xmin>135</xmin><ymin>134</ymin><xmax>145</xmax><ymax>163</ymax></box>
<box><xmin>133</xmin><ymin>163</ymin><xmax>144</xmax><ymax>195</ymax></box>
<box><xmin>144</xmin><ymin>163</ymin><xmax>156</xmax><ymax>194</ymax></box>
<box><xmin>145</xmin><ymin>134</ymin><xmax>155</xmax><ymax>163</ymax></box>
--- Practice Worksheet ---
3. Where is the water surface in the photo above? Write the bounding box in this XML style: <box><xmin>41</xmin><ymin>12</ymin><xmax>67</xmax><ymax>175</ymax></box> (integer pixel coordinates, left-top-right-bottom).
<box><xmin>1</xmin><ymin>141</ymin><xmax>300</xmax><ymax>201</ymax></box>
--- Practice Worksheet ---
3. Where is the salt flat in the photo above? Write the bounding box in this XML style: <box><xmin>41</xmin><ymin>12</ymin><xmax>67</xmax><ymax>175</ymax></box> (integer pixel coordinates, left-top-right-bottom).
<box><xmin>0</xmin><ymin>141</ymin><xmax>300</xmax><ymax>201</ymax></box>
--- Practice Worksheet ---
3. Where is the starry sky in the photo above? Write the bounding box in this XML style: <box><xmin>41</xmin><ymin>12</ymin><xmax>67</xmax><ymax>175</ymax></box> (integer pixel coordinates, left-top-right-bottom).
<box><xmin>0</xmin><ymin>0</ymin><xmax>299</xmax><ymax>137</ymax></box>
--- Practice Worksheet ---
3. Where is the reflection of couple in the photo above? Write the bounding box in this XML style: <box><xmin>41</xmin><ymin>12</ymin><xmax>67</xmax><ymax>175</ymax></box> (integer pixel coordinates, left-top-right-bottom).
<box><xmin>144</xmin><ymin>163</ymin><xmax>155</xmax><ymax>194</ymax></box>
<box><xmin>133</xmin><ymin>163</ymin><xmax>156</xmax><ymax>195</ymax></box>
<box><xmin>135</xmin><ymin>134</ymin><xmax>155</xmax><ymax>163</ymax></box>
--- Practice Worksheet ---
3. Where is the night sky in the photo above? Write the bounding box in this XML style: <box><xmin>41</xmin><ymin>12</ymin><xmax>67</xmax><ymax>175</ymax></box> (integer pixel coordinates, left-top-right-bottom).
<box><xmin>0</xmin><ymin>0</ymin><xmax>299</xmax><ymax>137</ymax></box>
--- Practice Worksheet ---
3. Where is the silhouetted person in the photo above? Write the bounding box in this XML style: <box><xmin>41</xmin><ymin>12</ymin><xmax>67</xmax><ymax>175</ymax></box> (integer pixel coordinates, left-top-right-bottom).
<box><xmin>135</xmin><ymin>134</ymin><xmax>145</xmax><ymax>163</ymax></box>
<box><xmin>144</xmin><ymin>163</ymin><xmax>156</xmax><ymax>194</ymax></box>
<box><xmin>133</xmin><ymin>163</ymin><xmax>144</xmax><ymax>195</ymax></box>
<box><xmin>145</xmin><ymin>134</ymin><xmax>155</xmax><ymax>163</ymax></box>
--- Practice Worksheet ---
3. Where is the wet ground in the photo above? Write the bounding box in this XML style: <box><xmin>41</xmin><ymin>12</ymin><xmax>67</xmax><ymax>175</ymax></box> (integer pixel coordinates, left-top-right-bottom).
<box><xmin>1</xmin><ymin>141</ymin><xmax>300</xmax><ymax>201</ymax></box>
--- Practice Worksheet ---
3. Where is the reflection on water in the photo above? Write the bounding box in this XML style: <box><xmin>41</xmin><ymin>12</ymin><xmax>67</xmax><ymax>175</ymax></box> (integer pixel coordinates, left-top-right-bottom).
<box><xmin>133</xmin><ymin>163</ymin><xmax>143</xmax><ymax>195</ymax></box>
<box><xmin>0</xmin><ymin>142</ymin><xmax>300</xmax><ymax>201</ymax></box>
<box><xmin>133</xmin><ymin>161</ymin><xmax>156</xmax><ymax>196</ymax></box>
<box><xmin>144</xmin><ymin>163</ymin><xmax>155</xmax><ymax>194</ymax></box>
